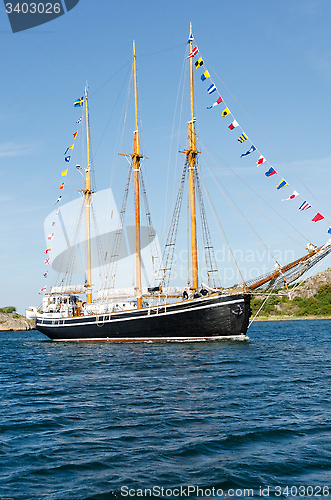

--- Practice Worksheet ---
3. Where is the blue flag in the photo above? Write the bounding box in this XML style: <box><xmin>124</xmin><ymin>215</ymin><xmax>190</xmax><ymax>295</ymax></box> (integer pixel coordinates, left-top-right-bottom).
<box><xmin>207</xmin><ymin>84</ymin><xmax>217</xmax><ymax>94</ymax></box>
<box><xmin>240</xmin><ymin>145</ymin><xmax>256</xmax><ymax>158</ymax></box>
<box><xmin>265</xmin><ymin>167</ymin><xmax>277</xmax><ymax>177</ymax></box>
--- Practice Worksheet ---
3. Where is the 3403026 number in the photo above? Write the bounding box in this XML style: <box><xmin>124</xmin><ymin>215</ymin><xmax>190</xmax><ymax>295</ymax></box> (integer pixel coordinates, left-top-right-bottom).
<box><xmin>5</xmin><ymin>3</ymin><xmax>62</xmax><ymax>14</ymax></box>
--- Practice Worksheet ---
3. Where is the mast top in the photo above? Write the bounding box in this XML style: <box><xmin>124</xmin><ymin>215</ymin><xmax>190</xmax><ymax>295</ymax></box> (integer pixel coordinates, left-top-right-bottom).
<box><xmin>188</xmin><ymin>22</ymin><xmax>194</xmax><ymax>43</ymax></box>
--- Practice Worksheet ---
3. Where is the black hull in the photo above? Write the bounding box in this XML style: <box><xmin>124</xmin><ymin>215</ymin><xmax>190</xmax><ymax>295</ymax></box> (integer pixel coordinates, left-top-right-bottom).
<box><xmin>36</xmin><ymin>294</ymin><xmax>251</xmax><ymax>342</ymax></box>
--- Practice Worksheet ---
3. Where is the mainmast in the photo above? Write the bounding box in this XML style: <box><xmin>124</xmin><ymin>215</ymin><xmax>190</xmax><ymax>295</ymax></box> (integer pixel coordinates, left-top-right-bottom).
<box><xmin>133</xmin><ymin>41</ymin><xmax>143</xmax><ymax>309</ymax></box>
<box><xmin>187</xmin><ymin>23</ymin><xmax>199</xmax><ymax>290</ymax></box>
<box><xmin>84</xmin><ymin>87</ymin><xmax>93</xmax><ymax>303</ymax></box>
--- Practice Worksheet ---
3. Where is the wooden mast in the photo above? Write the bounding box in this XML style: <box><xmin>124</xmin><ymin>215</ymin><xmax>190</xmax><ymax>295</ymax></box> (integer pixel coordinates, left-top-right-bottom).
<box><xmin>84</xmin><ymin>86</ymin><xmax>93</xmax><ymax>303</ymax></box>
<box><xmin>188</xmin><ymin>23</ymin><xmax>199</xmax><ymax>290</ymax></box>
<box><xmin>133</xmin><ymin>41</ymin><xmax>142</xmax><ymax>309</ymax></box>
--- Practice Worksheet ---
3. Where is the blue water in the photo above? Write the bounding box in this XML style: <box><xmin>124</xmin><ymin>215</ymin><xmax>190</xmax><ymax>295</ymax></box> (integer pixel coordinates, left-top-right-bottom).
<box><xmin>1</xmin><ymin>320</ymin><xmax>331</xmax><ymax>500</ymax></box>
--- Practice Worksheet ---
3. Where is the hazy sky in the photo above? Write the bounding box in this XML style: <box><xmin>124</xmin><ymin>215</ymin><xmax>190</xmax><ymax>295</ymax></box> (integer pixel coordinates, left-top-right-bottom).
<box><xmin>1</xmin><ymin>0</ymin><xmax>331</xmax><ymax>313</ymax></box>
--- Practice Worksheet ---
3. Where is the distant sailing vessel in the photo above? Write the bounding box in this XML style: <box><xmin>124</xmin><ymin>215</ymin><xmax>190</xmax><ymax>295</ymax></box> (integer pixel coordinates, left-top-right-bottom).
<box><xmin>32</xmin><ymin>25</ymin><xmax>331</xmax><ymax>341</ymax></box>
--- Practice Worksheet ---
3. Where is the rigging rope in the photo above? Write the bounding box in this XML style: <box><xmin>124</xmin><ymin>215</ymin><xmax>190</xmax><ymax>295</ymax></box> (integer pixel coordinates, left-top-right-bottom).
<box><xmin>199</xmin><ymin>172</ymin><xmax>246</xmax><ymax>285</ymax></box>
<box><xmin>200</xmin><ymin>140</ymin><xmax>311</xmax><ymax>249</ymax></box>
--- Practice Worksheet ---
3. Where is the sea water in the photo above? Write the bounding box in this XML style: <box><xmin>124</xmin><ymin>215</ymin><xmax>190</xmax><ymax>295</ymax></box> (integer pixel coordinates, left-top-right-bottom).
<box><xmin>1</xmin><ymin>320</ymin><xmax>331</xmax><ymax>500</ymax></box>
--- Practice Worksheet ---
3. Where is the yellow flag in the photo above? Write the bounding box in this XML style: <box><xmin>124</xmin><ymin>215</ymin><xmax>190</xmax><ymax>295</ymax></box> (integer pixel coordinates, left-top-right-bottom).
<box><xmin>221</xmin><ymin>107</ymin><xmax>230</xmax><ymax>117</ymax></box>
<box><xmin>68</xmin><ymin>144</ymin><xmax>74</xmax><ymax>150</ymax></box>
<box><xmin>61</xmin><ymin>169</ymin><xmax>68</xmax><ymax>176</ymax></box>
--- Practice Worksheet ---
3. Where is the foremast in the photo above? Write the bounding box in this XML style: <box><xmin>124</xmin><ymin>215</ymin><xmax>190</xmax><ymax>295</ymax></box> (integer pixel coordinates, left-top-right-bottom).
<box><xmin>187</xmin><ymin>23</ymin><xmax>199</xmax><ymax>290</ymax></box>
<box><xmin>84</xmin><ymin>87</ymin><xmax>93</xmax><ymax>303</ymax></box>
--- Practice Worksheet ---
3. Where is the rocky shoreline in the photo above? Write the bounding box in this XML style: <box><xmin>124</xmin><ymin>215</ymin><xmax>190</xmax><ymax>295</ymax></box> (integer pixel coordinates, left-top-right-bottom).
<box><xmin>254</xmin><ymin>315</ymin><xmax>331</xmax><ymax>322</ymax></box>
<box><xmin>0</xmin><ymin>312</ymin><xmax>35</xmax><ymax>331</ymax></box>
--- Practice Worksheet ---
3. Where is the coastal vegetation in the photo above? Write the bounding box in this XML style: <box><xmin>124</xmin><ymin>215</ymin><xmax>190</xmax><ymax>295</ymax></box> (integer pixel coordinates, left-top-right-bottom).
<box><xmin>251</xmin><ymin>284</ymin><xmax>331</xmax><ymax>319</ymax></box>
<box><xmin>0</xmin><ymin>306</ymin><xmax>16</xmax><ymax>313</ymax></box>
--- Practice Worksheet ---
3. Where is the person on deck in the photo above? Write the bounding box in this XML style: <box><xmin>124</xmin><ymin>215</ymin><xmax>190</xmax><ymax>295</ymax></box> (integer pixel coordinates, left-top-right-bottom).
<box><xmin>200</xmin><ymin>286</ymin><xmax>208</xmax><ymax>296</ymax></box>
<box><xmin>183</xmin><ymin>288</ymin><xmax>189</xmax><ymax>300</ymax></box>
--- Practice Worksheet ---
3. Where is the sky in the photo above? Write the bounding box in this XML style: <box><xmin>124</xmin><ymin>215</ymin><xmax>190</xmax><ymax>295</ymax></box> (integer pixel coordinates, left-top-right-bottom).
<box><xmin>1</xmin><ymin>0</ymin><xmax>331</xmax><ymax>313</ymax></box>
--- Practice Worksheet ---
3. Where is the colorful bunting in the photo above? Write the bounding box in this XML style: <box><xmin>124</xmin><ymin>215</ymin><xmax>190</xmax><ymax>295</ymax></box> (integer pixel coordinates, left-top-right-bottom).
<box><xmin>201</xmin><ymin>71</ymin><xmax>210</xmax><ymax>81</ymax></box>
<box><xmin>74</xmin><ymin>97</ymin><xmax>84</xmax><ymax>107</ymax></box>
<box><xmin>257</xmin><ymin>155</ymin><xmax>266</xmax><ymax>166</ymax></box>
<box><xmin>311</xmin><ymin>213</ymin><xmax>324</xmax><ymax>222</ymax></box>
<box><xmin>185</xmin><ymin>41</ymin><xmax>331</xmax><ymax>231</ymax></box>
<box><xmin>238</xmin><ymin>133</ymin><xmax>247</xmax><ymax>143</ymax></box>
<box><xmin>240</xmin><ymin>145</ymin><xmax>256</xmax><ymax>158</ymax></box>
<box><xmin>282</xmin><ymin>191</ymin><xmax>299</xmax><ymax>201</ymax></box>
<box><xmin>299</xmin><ymin>201</ymin><xmax>311</xmax><ymax>211</ymax></box>
<box><xmin>228</xmin><ymin>119</ymin><xmax>239</xmax><ymax>130</ymax></box>
<box><xmin>40</xmin><ymin>101</ymin><xmax>83</xmax><ymax>293</ymax></box>
<box><xmin>276</xmin><ymin>179</ymin><xmax>288</xmax><ymax>190</ymax></box>
<box><xmin>195</xmin><ymin>58</ymin><xmax>204</xmax><ymax>69</ymax></box>
<box><xmin>207</xmin><ymin>96</ymin><xmax>223</xmax><ymax>109</ymax></box>
<box><xmin>187</xmin><ymin>46</ymin><xmax>198</xmax><ymax>59</ymax></box>
<box><xmin>207</xmin><ymin>84</ymin><xmax>217</xmax><ymax>94</ymax></box>
<box><xmin>265</xmin><ymin>167</ymin><xmax>277</xmax><ymax>177</ymax></box>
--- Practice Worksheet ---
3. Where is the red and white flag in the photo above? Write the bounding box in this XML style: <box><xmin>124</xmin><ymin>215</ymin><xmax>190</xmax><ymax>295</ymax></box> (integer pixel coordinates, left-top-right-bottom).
<box><xmin>44</xmin><ymin>258</ymin><xmax>50</xmax><ymax>265</ymax></box>
<box><xmin>39</xmin><ymin>287</ymin><xmax>47</xmax><ymax>294</ymax></box>
<box><xmin>257</xmin><ymin>155</ymin><xmax>266</xmax><ymax>166</ymax></box>
<box><xmin>282</xmin><ymin>191</ymin><xmax>299</xmax><ymax>201</ymax></box>
<box><xmin>187</xmin><ymin>46</ymin><xmax>198</xmax><ymax>59</ymax></box>
<box><xmin>207</xmin><ymin>96</ymin><xmax>223</xmax><ymax>109</ymax></box>
<box><xmin>48</xmin><ymin>233</ymin><xmax>54</xmax><ymax>240</ymax></box>
<box><xmin>228</xmin><ymin>119</ymin><xmax>239</xmax><ymax>130</ymax></box>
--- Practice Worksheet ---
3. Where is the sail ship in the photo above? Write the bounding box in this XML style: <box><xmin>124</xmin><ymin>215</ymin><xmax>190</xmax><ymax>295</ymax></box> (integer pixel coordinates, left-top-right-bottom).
<box><xmin>32</xmin><ymin>26</ymin><xmax>331</xmax><ymax>342</ymax></box>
